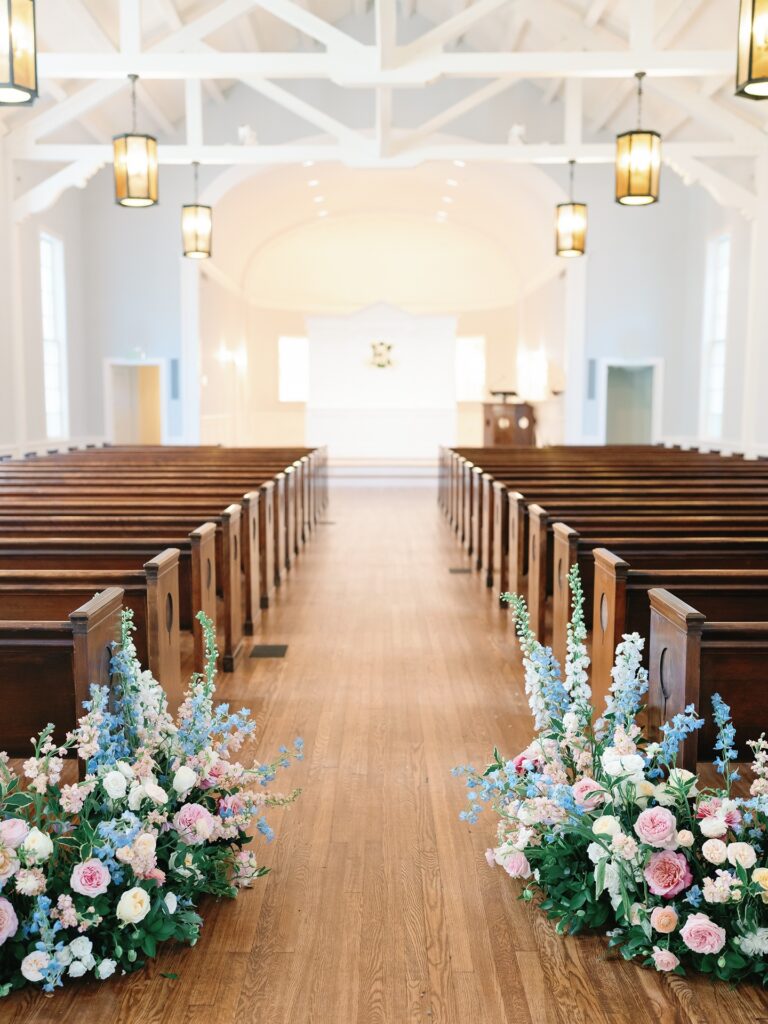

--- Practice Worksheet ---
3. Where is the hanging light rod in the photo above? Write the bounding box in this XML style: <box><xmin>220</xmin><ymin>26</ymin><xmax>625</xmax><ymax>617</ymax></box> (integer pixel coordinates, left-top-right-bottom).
<box><xmin>113</xmin><ymin>73</ymin><xmax>159</xmax><ymax>208</ymax></box>
<box><xmin>615</xmin><ymin>71</ymin><xmax>662</xmax><ymax>206</ymax></box>
<box><xmin>0</xmin><ymin>0</ymin><xmax>37</xmax><ymax>106</ymax></box>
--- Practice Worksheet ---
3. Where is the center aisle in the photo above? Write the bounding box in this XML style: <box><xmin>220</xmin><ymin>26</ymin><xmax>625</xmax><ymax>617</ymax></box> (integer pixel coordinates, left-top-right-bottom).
<box><xmin>10</xmin><ymin>487</ymin><xmax>767</xmax><ymax>1023</ymax></box>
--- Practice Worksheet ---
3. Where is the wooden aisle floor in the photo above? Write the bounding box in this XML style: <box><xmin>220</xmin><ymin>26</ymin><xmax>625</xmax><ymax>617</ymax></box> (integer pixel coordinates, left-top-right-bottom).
<box><xmin>3</xmin><ymin>486</ymin><xmax>768</xmax><ymax>1024</ymax></box>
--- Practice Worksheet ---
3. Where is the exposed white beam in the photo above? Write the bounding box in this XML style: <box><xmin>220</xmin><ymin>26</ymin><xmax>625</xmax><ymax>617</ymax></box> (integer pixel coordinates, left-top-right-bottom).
<box><xmin>16</xmin><ymin>140</ymin><xmax>760</xmax><ymax>167</ymax></box>
<box><xmin>656</xmin><ymin>0</ymin><xmax>706</xmax><ymax>48</ymax></box>
<box><xmin>564</xmin><ymin>77</ymin><xmax>582</xmax><ymax>147</ymax></box>
<box><xmin>154</xmin><ymin>0</ymin><xmax>262</xmax><ymax>51</ymax></box>
<box><xmin>252</xmin><ymin>0</ymin><xmax>366</xmax><ymax>51</ymax></box>
<box><xmin>667</xmin><ymin>153</ymin><xmax>758</xmax><ymax>216</ymax></box>
<box><xmin>585</xmin><ymin>0</ymin><xmax>612</xmax><ymax>28</ymax></box>
<box><xmin>375</xmin><ymin>87</ymin><xmax>392</xmax><ymax>157</ymax></box>
<box><xmin>119</xmin><ymin>0</ymin><xmax>142</xmax><ymax>55</ymax></box>
<box><xmin>630</xmin><ymin>0</ymin><xmax>654</xmax><ymax>52</ymax></box>
<box><xmin>36</xmin><ymin>48</ymin><xmax>734</xmax><ymax>83</ymax></box>
<box><xmin>155</xmin><ymin>0</ymin><xmax>225</xmax><ymax>104</ymax></box>
<box><xmin>404</xmin><ymin>0</ymin><xmax>512</xmax><ymax>60</ymax></box>
<box><xmin>374</xmin><ymin>0</ymin><xmax>396</xmax><ymax>156</ymax></box>
<box><xmin>185</xmin><ymin>79</ymin><xmax>203</xmax><ymax>147</ymax></box>
<box><xmin>646</xmin><ymin>78</ymin><xmax>767</xmax><ymax>147</ymax></box>
<box><xmin>12</xmin><ymin>158</ymin><xmax>105</xmax><ymax>222</ymax></box>
<box><xmin>409</xmin><ymin>78</ymin><xmax>515</xmax><ymax>142</ymax></box>
<box><xmin>233</xmin><ymin>75</ymin><xmax>367</xmax><ymax>146</ymax></box>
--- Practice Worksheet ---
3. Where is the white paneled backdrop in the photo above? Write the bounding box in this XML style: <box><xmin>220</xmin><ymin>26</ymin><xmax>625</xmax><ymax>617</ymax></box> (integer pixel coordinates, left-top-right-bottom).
<box><xmin>306</xmin><ymin>304</ymin><xmax>457</xmax><ymax>458</ymax></box>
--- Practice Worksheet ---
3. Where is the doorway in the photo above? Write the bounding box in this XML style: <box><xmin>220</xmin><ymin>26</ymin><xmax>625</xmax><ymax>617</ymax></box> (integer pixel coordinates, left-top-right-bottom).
<box><xmin>104</xmin><ymin>359</ymin><xmax>167</xmax><ymax>444</ymax></box>
<box><xmin>598</xmin><ymin>359</ymin><xmax>663</xmax><ymax>445</ymax></box>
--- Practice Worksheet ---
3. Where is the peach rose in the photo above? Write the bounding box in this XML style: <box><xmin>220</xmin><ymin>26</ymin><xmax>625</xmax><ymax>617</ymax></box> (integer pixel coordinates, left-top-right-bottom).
<box><xmin>649</xmin><ymin>906</ymin><xmax>678</xmax><ymax>933</ymax></box>
<box><xmin>0</xmin><ymin>818</ymin><xmax>29</xmax><ymax>850</ymax></box>
<box><xmin>644</xmin><ymin>850</ymin><xmax>692</xmax><ymax>898</ymax></box>
<box><xmin>571</xmin><ymin>777</ymin><xmax>605</xmax><ymax>810</ymax></box>
<box><xmin>727</xmin><ymin>842</ymin><xmax>757</xmax><ymax>870</ymax></box>
<box><xmin>680</xmin><ymin>912</ymin><xmax>726</xmax><ymax>955</ymax></box>
<box><xmin>0</xmin><ymin>896</ymin><xmax>18</xmax><ymax>945</ymax></box>
<box><xmin>172</xmin><ymin>803</ymin><xmax>215</xmax><ymax>845</ymax></box>
<box><xmin>701</xmin><ymin>839</ymin><xmax>727</xmax><ymax>865</ymax></box>
<box><xmin>634</xmin><ymin>807</ymin><xmax>678</xmax><ymax>849</ymax></box>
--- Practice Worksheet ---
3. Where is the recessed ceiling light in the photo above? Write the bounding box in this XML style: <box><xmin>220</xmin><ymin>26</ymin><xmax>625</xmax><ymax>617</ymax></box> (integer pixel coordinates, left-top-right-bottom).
<box><xmin>453</xmin><ymin>159</ymin><xmax>466</xmax><ymax>168</ymax></box>
<box><xmin>436</xmin><ymin>210</ymin><xmax>448</xmax><ymax>219</ymax></box>
<box><xmin>441</xmin><ymin>195</ymin><xmax>454</xmax><ymax>204</ymax></box>
<box><xmin>318</xmin><ymin>209</ymin><xmax>328</xmax><ymax>217</ymax></box>
<box><xmin>313</xmin><ymin>195</ymin><xmax>325</xmax><ymax>203</ymax></box>
<box><xmin>307</xmin><ymin>179</ymin><xmax>320</xmax><ymax>187</ymax></box>
<box><xmin>303</xmin><ymin>160</ymin><xmax>315</xmax><ymax>167</ymax></box>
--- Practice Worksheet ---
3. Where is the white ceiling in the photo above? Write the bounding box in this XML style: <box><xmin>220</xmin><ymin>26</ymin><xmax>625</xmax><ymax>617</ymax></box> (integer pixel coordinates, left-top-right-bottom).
<box><xmin>3</xmin><ymin>1</ymin><xmax>766</xmax><ymax>220</ymax></box>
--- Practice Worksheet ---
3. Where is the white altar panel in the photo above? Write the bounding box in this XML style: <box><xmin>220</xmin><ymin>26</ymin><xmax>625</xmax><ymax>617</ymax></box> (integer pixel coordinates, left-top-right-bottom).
<box><xmin>305</xmin><ymin>304</ymin><xmax>457</xmax><ymax>458</ymax></box>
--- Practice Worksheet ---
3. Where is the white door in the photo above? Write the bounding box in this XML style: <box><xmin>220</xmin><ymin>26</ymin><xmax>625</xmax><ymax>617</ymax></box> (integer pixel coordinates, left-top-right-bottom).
<box><xmin>605</xmin><ymin>365</ymin><xmax>654</xmax><ymax>445</ymax></box>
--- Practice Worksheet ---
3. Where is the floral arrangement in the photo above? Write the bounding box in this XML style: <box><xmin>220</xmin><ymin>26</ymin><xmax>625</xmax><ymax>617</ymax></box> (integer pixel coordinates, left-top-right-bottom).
<box><xmin>0</xmin><ymin>611</ymin><xmax>302</xmax><ymax>996</ymax></box>
<box><xmin>454</xmin><ymin>566</ymin><xmax>768</xmax><ymax>984</ymax></box>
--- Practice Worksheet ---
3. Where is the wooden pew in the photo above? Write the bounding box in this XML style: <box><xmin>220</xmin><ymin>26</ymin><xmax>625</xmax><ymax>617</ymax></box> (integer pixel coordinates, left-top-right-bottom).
<box><xmin>551</xmin><ymin>526</ymin><xmax>768</xmax><ymax>668</ymax></box>
<box><xmin>591</xmin><ymin>548</ymin><xmax>768</xmax><ymax>715</ymax></box>
<box><xmin>0</xmin><ymin>527</ymin><xmax>217</xmax><ymax>675</ymax></box>
<box><xmin>0</xmin><ymin>550</ymin><xmax>181</xmax><ymax>709</ymax></box>
<box><xmin>647</xmin><ymin>588</ymin><xmax>768</xmax><ymax>771</ymax></box>
<box><xmin>0</xmin><ymin>586</ymin><xmax>123</xmax><ymax>757</ymax></box>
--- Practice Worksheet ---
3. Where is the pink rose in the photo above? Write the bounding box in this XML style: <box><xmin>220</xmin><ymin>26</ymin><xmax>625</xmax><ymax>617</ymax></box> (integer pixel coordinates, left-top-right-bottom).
<box><xmin>501</xmin><ymin>852</ymin><xmax>532</xmax><ymax>879</ymax></box>
<box><xmin>644</xmin><ymin>851</ymin><xmax>693</xmax><ymax>899</ymax></box>
<box><xmin>0</xmin><ymin>818</ymin><xmax>29</xmax><ymax>850</ymax></box>
<box><xmin>218</xmin><ymin>794</ymin><xmax>246</xmax><ymax>818</ymax></box>
<box><xmin>173</xmin><ymin>803</ymin><xmax>215</xmax><ymax>845</ymax></box>
<box><xmin>572</xmin><ymin>777</ymin><xmax>605</xmax><ymax>810</ymax></box>
<box><xmin>70</xmin><ymin>858</ymin><xmax>110</xmax><ymax>897</ymax></box>
<box><xmin>634</xmin><ymin>807</ymin><xmax>678</xmax><ymax>849</ymax></box>
<box><xmin>145</xmin><ymin>867</ymin><xmax>166</xmax><ymax>885</ymax></box>
<box><xmin>680</xmin><ymin>912</ymin><xmax>726</xmax><ymax>955</ymax></box>
<box><xmin>0</xmin><ymin>896</ymin><xmax>18</xmax><ymax>945</ymax></box>
<box><xmin>200</xmin><ymin>761</ymin><xmax>226</xmax><ymax>790</ymax></box>
<box><xmin>484</xmin><ymin>849</ymin><xmax>496</xmax><ymax>868</ymax></box>
<box><xmin>651</xmin><ymin>946</ymin><xmax>680</xmax><ymax>972</ymax></box>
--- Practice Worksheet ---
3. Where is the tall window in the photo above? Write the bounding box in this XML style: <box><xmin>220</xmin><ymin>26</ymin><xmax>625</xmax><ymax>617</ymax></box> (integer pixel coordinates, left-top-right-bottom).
<box><xmin>701</xmin><ymin>235</ymin><xmax>730</xmax><ymax>440</ymax></box>
<box><xmin>278</xmin><ymin>336</ymin><xmax>309</xmax><ymax>402</ymax></box>
<box><xmin>455</xmin><ymin>336</ymin><xmax>486</xmax><ymax>401</ymax></box>
<box><xmin>39</xmin><ymin>233</ymin><xmax>69</xmax><ymax>438</ymax></box>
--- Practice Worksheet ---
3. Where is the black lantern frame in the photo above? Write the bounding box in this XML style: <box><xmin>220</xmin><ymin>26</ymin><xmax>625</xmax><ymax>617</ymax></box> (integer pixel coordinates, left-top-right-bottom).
<box><xmin>113</xmin><ymin>75</ymin><xmax>158</xmax><ymax>208</ymax></box>
<box><xmin>736</xmin><ymin>0</ymin><xmax>768</xmax><ymax>98</ymax></box>
<box><xmin>615</xmin><ymin>72</ymin><xmax>661</xmax><ymax>206</ymax></box>
<box><xmin>0</xmin><ymin>0</ymin><xmax>37</xmax><ymax>106</ymax></box>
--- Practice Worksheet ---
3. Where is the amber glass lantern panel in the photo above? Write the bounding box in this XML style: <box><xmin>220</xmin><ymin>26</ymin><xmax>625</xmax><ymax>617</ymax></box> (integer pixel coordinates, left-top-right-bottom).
<box><xmin>182</xmin><ymin>204</ymin><xmax>213</xmax><ymax>259</ymax></box>
<box><xmin>0</xmin><ymin>0</ymin><xmax>37</xmax><ymax>105</ymax></box>
<box><xmin>555</xmin><ymin>202</ymin><xmax>587</xmax><ymax>257</ymax></box>
<box><xmin>615</xmin><ymin>130</ymin><xmax>661</xmax><ymax>206</ymax></box>
<box><xmin>737</xmin><ymin>0</ymin><xmax>768</xmax><ymax>97</ymax></box>
<box><xmin>113</xmin><ymin>133</ymin><xmax>159</xmax><ymax>207</ymax></box>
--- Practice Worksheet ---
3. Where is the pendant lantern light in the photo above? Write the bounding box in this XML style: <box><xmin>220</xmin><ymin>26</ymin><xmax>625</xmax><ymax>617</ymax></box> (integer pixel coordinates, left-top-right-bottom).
<box><xmin>182</xmin><ymin>162</ymin><xmax>212</xmax><ymax>260</ymax></box>
<box><xmin>0</xmin><ymin>0</ymin><xmax>37</xmax><ymax>106</ymax></box>
<box><xmin>113</xmin><ymin>74</ymin><xmax>158</xmax><ymax>208</ymax></box>
<box><xmin>555</xmin><ymin>160</ymin><xmax>587</xmax><ymax>258</ymax></box>
<box><xmin>737</xmin><ymin>0</ymin><xmax>768</xmax><ymax>98</ymax></box>
<box><xmin>615</xmin><ymin>71</ymin><xmax>661</xmax><ymax>206</ymax></box>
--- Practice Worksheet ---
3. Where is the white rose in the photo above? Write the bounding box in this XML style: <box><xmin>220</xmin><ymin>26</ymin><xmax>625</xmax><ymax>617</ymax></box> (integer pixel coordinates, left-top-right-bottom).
<box><xmin>677</xmin><ymin>829</ymin><xmax>694</xmax><ymax>848</ymax></box>
<box><xmin>102</xmin><ymin>770</ymin><xmax>128</xmax><ymax>800</ymax></box>
<box><xmin>69</xmin><ymin>936</ymin><xmax>93</xmax><ymax>960</ymax></box>
<box><xmin>601</xmin><ymin>752</ymin><xmax>646</xmax><ymax>784</ymax></box>
<box><xmin>653</xmin><ymin>784</ymin><xmax>675</xmax><ymax>808</ymax></box>
<box><xmin>22</xmin><ymin>827</ymin><xmax>53</xmax><ymax>864</ymax></box>
<box><xmin>55</xmin><ymin>947</ymin><xmax>73</xmax><ymax>966</ymax></box>
<box><xmin>592</xmin><ymin>815</ymin><xmax>621</xmax><ymax>837</ymax></box>
<box><xmin>164</xmin><ymin>892</ymin><xmax>178</xmax><ymax>914</ymax></box>
<box><xmin>587</xmin><ymin>841</ymin><xmax>609</xmax><ymax>864</ymax></box>
<box><xmin>127</xmin><ymin>784</ymin><xmax>144</xmax><ymax>811</ymax></box>
<box><xmin>633</xmin><ymin>780</ymin><xmax>656</xmax><ymax>805</ymax></box>
<box><xmin>700</xmin><ymin>816</ymin><xmax>728</xmax><ymax>838</ymax></box>
<box><xmin>116</xmin><ymin>886</ymin><xmax>151</xmax><ymax>925</ymax></box>
<box><xmin>116</xmin><ymin>761</ymin><xmax>134</xmax><ymax>780</ymax></box>
<box><xmin>172</xmin><ymin>766</ymin><xmax>197</xmax><ymax>796</ymax></box>
<box><xmin>96</xmin><ymin>959</ymin><xmax>117</xmax><ymax>980</ymax></box>
<box><xmin>727</xmin><ymin>842</ymin><xmax>757</xmax><ymax>870</ymax></box>
<box><xmin>143</xmin><ymin>782</ymin><xmax>168</xmax><ymax>805</ymax></box>
<box><xmin>21</xmin><ymin>950</ymin><xmax>50</xmax><ymax>982</ymax></box>
<box><xmin>68</xmin><ymin>961</ymin><xmax>87</xmax><ymax>978</ymax></box>
<box><xmin>701</xmin><ymin>838</ymin><xmax>728</xmax><ymax>865</ymax></box>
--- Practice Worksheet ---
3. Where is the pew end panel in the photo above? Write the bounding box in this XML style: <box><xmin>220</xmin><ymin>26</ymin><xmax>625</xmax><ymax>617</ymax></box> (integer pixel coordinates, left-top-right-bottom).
<box><xmin>273</xmin><ymin>473</ymin><xmax>286</xmax><ymax>587</ymax></box>
<box><xmin>591</xmin><ymin>548</ymin><xmax>630</xmax><ymax>715</ymax></box>
<box><xmin>551</xmin><ymin>522</ymin><xmax>581</xmax><ymax>666</ymax></box>
<box><xmin>143</xmin><ymin>548</ymin><xmax>182</xmax><ymax>712</ymax></box>
<box><xmin>482</xmin><ymin>473</ymin><xmax>495</xmax><ymax>587</ymax></box>
<box><xmin>472</xmin><ymin>467</ymin><xmax>484</xmax><ymax>571</ymax></box>
<box><xmin>190</xmin><ymin>523</ymin><xmax>218</xmax><ymax>674</ymax></box>
<box><xmin>259</xmin><ymin>481</ymin><xmax>277</xmax><ymax>609</ymax></box>
<box><xmin>506</xmin><ymin>491</ymin><xmax>525</xmax><ymax>600</ymax></box>
<box><xmin>221</xmin><ymin>503</ymin><xmax>244</xmax><ymax>672</ymax></box>
<box><xmin>242</xmin><ymin>490</ymin><xmax>261</xmax><ymax>635</ymax></box>
<box><xmin>648</xmin><ymin>589</ymin><xmax>705</xmax><ymax>771</ymax></box>
<box><xmin>492</xmin><ymin>481</ymin><xmax>509</xmax><ymax>604</ymax></box>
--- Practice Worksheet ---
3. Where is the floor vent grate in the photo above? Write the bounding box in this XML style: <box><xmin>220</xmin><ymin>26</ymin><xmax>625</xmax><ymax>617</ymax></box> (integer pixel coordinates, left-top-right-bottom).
<box><xmin>250</xmin><ymin>644</ymin><xmax>288</xmax><ymax>659</ymax></box>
